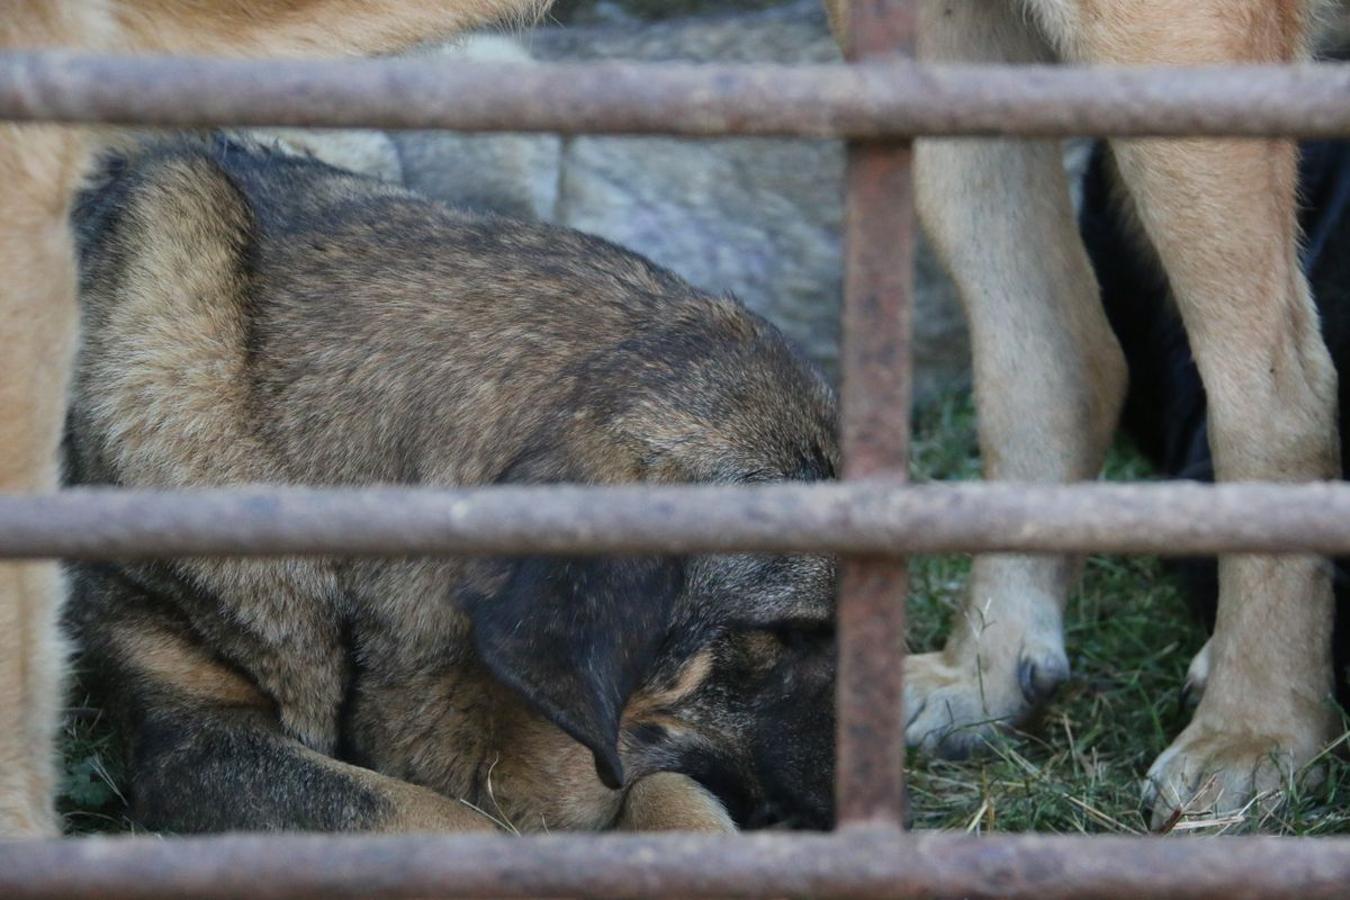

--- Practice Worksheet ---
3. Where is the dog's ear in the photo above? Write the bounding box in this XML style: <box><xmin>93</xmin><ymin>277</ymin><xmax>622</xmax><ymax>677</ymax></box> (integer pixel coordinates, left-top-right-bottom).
<box><xmin>465</xmin><ymin>555</ymin><xmax>681</xmax><ymax>790</ymax></box>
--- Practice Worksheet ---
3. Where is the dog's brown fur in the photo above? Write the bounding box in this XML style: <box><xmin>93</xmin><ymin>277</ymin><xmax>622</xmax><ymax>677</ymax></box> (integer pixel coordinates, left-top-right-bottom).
<box><xmin>0</xmin><ymin>0</ymin><xmax>553</xmax><ymax>838</ymax></box>
<box><xmin>828</xmin><ymin>0</ymin><xmax>1342</xmax><ymax>827</ymax></box>
<box><xmin>61</xmin><ymin>137</ymin><xmax>840</xmax><ymax>834</ymax></box>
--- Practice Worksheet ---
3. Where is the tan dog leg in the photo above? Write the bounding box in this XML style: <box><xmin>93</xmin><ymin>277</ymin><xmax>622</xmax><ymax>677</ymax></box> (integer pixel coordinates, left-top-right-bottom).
<box><xmin>0</xmin><ymin>123</ymin><xmax>89</xmax><ymax>837</ymax></box>
<box><xmin>0</xmin><ymin>2</ymin><xmax>115</xmax><ymax>840</ymax></box>
<box><xmin>615</xmin><ymin>773</ymin><xmax>736</xmax><ymax>833</ymax></box>
<box><xmin>0</xmin><ymin>566</ymin><xmax>65</xmax><ymax>837</ymax></box>
<box><xmin>901</xmin><ymin>0</ymin><xmax>1127</xmax><ymax>756</ymax></box>
<box><xmin>1034</xmin><ymin>0</ymin><xmax>1341</xmax><ymax>826</ymax></box>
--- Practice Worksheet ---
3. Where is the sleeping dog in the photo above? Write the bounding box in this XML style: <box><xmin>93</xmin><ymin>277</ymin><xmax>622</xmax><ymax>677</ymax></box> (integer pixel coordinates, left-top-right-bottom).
<box><xmin>62</xmin><ymin>137</ymin><xmax>838</xmax><ymax>834</ymax></box>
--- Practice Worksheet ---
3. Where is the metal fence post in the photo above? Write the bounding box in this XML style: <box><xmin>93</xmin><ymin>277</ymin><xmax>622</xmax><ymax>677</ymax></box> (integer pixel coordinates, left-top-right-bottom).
<box><xmin>835</xmin><ymin>0</ymin><xmax>917</xmax><ymax>828</ymax></box>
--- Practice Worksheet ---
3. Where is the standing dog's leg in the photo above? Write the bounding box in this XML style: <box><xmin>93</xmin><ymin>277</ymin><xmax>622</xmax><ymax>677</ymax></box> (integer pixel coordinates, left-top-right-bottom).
<box><xmin>0</xmin><ymin>123</ymin><xmax>91</xmax><ymax>837</ymax></box>
<box><xmin>898</xmin><ymin>0</ymin><xmax>1127</xmax><ymax>756</ymax></box>
<box><xmin>1035</xmin><ymin>0</ymin><xmax>1340</xmax><ymax>826</ymax></box>
<box><xmin>133</xmin><ymin>706</ymin><xmax>502</xmax><ymax>834</ymax></box>
<box><xmin>0</xmin><ymin>2</ymin><xmax>108</xmax><ymax>839</ymax></box>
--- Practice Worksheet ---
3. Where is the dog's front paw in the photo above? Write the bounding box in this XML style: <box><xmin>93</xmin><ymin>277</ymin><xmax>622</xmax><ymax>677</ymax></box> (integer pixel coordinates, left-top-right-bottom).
<box><xmin>1143</xmin><ymin>712</ymin><xmax>1332</xmax><ymax>831</ymax></box>
<box><xmin>615</xmin><ymin>772</ymin><xmax>736</xmax><ymax>834</ymax></box>
<box><xmin>904</xmin><ymin>640</ymin><xmax>1069</xmax><ymax>758</ymax></box>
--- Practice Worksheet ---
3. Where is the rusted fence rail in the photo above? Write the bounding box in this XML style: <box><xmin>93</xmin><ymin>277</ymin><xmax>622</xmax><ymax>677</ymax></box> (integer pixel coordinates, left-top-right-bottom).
<box><xmin>4</xmin><ymin>53</ymin><xmax>1350</xmax><ymax>136</ymax></box>
<box><xmin>834</xmin><ymin>0</ymin><xmax>913</xmax><ymax>827</ymax></box>
<box><xmin>4</xmin><ymin>481</ymin><xmax>1350</xmax><ymax>559</ymax></box>
<box><xmin>5</xmin><ymin>831</ymin><xmax>1350</xmax><ymax>900</ymax></box>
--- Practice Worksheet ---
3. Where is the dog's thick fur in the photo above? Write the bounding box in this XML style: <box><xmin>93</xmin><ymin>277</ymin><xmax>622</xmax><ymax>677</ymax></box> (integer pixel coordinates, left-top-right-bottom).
<box><xmin>829</xmin><ymin>0</ymin><xmax>1344</xmax><ymax>826</ymax></box>
<box><xmin>0</xmin><ymin>0</ymin><xmax>553</xmax><ymax>838</ymax></box>
<box><xmin>61</xmin><ymin>137</ymin><xmax>839</xmax><ymax>834</ymax></box>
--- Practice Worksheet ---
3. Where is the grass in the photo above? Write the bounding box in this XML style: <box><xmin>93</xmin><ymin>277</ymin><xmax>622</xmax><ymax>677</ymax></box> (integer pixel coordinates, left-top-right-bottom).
<box><xmin>55</xmin><ymin>386</ymin><xmax>1350</xmax><ymax>835</ymax></box>
<box><xmin>905</xmin><ymin>389</ymin><xmax>1350</xmax><ymax>836</ymax></box>
<box><xmin>58</xmin><ymin>690</ymin><xmax>134</xmax><ymax>836</ymax></box>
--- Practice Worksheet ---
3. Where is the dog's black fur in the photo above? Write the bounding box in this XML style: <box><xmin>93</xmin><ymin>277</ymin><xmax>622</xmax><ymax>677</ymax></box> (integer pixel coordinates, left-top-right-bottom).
<box><xmin>1080</xmin><ymin>139</ymin><xmax>1350</xmax><ymax>702</ymax></box>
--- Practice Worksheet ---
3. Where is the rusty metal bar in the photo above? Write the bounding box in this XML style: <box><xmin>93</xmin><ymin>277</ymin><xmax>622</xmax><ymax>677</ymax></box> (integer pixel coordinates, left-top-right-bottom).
<box><xmin>5</xmin><ymin>831</ymin><xmax>1350</xmax><ymax>899</ymax></box>
<box><xmin>5</xmin><ymin>52</ymin><xmax>1350</xmax><ymax>137</ymax></box>
<box><xmin>10</xmin><ymin>482</ymin><xmax>1350</xmax><ymax>559</ymax></box>
<box><xmin>835</xmin><ymin>0</ymin><xmax>915</xmax><ymax>828</ymax></box>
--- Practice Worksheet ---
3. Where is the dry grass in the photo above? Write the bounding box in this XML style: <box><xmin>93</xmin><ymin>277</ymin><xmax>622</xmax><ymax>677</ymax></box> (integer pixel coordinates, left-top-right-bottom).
<box><xmin>906</xmin><ymin>389</ymin><xmax>1350</xmax><ymax>836</ymax></box>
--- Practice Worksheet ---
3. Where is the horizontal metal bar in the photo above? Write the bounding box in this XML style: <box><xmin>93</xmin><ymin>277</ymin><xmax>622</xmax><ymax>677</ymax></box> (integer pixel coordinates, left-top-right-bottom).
<box><xmin>5</xmin><ymin>482</ymin><xmax>1350</xmax><ymax>559</ymax></box>
<box><xmin>4</xmin><ymin>830</ymin><xmax>1350</xmax><ymax>899</ymax></box>
<box><xmin>4</xmin><ymin>53</ymin><xmax>1350</xmax><ymax>136</ymax></box>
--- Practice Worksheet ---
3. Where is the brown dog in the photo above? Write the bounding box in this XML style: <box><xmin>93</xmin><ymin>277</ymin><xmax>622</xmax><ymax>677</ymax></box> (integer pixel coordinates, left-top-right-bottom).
<box><xmin>829</xmin><ymin>0</ymin><xmax>1342</xmax><ymax>827</ymax></box>
<box><xmin>61</xmin><ymin>136</ymin><xmax>839</xmax><ymax>834</ymax></box>
<box><xmin>0</xmin><ymin>0</ymin><xmax>554</xmax><ymax>839</ymax></box>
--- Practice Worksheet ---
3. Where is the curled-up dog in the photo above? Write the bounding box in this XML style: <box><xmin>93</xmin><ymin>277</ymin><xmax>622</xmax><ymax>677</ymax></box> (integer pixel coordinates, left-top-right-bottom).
<box><xmin>63</xmin><ymin>137</ymin><xmax>839</xmax><ymax>834</ymax></box>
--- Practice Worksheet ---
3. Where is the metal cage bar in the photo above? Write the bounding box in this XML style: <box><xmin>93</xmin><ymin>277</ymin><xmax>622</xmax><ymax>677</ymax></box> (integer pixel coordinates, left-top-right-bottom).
<box><xmin>9</xmin><ymin>53</ymin><xmax>1350</xmax><ymax>137</ymax></box>
<box><xmin>10</xmin><ymin>482</ymin><xmax>1350</xmax><ymax>559</ymax></box>
<box><xmin>5</xmin><ymin>831</ymin><xmax>1350</xmax><ymax>899</ymax></box>
<box><xmin>835</xmin><ymin>0</ymin><xmax>915</xmax><ymax>827</ymax></box>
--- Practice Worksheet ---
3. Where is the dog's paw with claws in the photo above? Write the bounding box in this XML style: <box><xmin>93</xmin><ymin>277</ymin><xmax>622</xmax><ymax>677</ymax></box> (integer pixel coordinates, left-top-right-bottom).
<box><xmin>1143</xmin><ymin>714</ymin><xmax>1330</xmax><ymax>831</ymax></box>
<box><xmin>904</xmin><ymin>640</ymin><xmax>1069</xmax><ymax>758</ymax></box>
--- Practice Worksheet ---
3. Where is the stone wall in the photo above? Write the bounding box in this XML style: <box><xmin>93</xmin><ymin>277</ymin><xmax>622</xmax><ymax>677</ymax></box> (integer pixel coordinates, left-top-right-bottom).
<box><xmin>401</xmin><ymin>1</ymin><xmax>969</xmax><ymax>396</ymax></box>
<box><xmin>271</xmin><ymin>1</ymin><xmax>974</xmax><ymax>399</ymax></box>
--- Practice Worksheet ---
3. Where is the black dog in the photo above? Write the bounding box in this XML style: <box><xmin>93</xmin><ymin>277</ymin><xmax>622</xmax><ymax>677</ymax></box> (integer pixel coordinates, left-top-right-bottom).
<box><xmin>1080</xmin><ymin>139</ymin><xmax>1350</xmax><ymax>703</ymax></box>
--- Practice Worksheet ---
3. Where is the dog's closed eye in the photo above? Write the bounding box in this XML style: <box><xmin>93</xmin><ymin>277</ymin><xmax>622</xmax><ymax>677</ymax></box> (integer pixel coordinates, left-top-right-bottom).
<box><xmin>762</xmin><ymin>619</ymin><xmax>834</xmax><ymax>649</ymax></box>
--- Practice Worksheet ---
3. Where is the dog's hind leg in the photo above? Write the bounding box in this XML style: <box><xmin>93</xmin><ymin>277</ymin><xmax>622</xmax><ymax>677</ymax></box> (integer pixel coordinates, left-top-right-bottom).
<box><xmin>900</xmin><ymin>0</ymin><xmax>1127</xmax><ymax>757</ymax></box>
<box><xmin>130</xmin><ymin>705</ymin><xmax>502</xmax><ymax>833</ymax></box>
<box><xmin>0</xmin><ymin>2</ymin><xmax>117</xmax><ymax>841</ymax></box>
<box><xmin>76</xmin><ymin>595</ymin><xmax>498</xmax><ymax>834</ymax></box>
<box><xmin>1036</xmin><ymin>0</ymin><xmax>1341</xmax><ymax>827</ymax></box>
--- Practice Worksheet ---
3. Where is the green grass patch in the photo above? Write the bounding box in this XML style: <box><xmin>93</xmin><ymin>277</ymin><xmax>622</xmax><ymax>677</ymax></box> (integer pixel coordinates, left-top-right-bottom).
<box><xmin>905</xmin><ymin>389</ymin><xmax>1350</xmax><ymax>835</ymax></box>
<box><xmin>58</xmin><ymin>685</ymin><xmax>133</xmax><ymax>835</ymax></box>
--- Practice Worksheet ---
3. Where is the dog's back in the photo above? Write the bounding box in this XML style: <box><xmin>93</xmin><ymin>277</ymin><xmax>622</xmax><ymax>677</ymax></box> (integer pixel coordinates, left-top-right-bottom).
<box><xmin>70</xmin><ymin>138</ymin><xmax>831</xmax><ymax>489</ymax></box>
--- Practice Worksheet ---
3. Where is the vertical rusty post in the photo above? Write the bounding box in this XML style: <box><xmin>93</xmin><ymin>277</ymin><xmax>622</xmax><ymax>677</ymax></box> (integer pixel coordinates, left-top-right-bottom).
<box><xmin>835</xmin><ymin>0</ymin><xmax>917</xmax><ymax>828</ymax></box>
